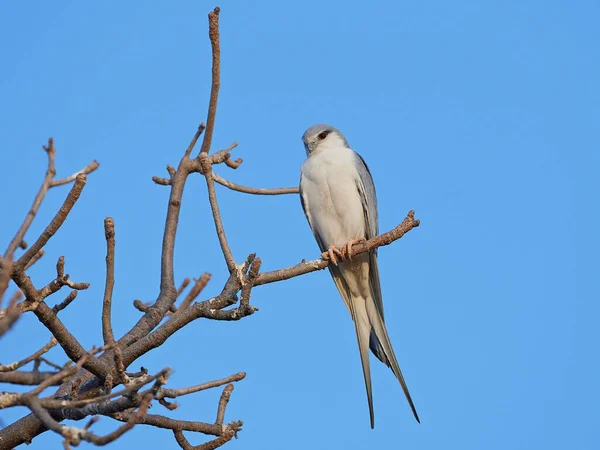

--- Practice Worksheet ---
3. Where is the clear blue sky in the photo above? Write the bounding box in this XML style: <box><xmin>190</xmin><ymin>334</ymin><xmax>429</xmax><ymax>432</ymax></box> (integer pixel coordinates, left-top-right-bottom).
<box><xmin>1</xmin><ymin>1</ymin><xmax>598</xmax><ymax>449</ymax></box>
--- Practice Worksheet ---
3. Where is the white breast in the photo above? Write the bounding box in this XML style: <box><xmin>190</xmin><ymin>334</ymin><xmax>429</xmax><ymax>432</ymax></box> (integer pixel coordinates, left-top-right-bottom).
<box><xmin>300</xmin><ymin>146</ymin><xmax>366</xmax><ymax>248</ymax></box>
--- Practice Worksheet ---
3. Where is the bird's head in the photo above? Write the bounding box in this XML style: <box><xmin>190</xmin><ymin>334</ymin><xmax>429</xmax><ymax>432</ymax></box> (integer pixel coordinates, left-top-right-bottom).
<box><xmin>302</xmin><ymin>124</ymin><xmax>349</xmax><ymax>156</ymax></box>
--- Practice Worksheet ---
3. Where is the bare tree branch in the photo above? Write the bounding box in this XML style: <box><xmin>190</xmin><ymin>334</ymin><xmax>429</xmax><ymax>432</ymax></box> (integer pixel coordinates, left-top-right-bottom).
<box><xmin>24</xmin><ymin>248</ymin><xmax>45</xmax><ymax>270</ymax></box>
<box><xmin>14</xmin><ymin>174</ymin><xmax>87</xmax><ymax>272</ymax></box>
<box><xmin>0</xmin><ymin>259</ymin><xmax>12</xmax><ymax>308</ymax></box>
<box><xmin>52</xmin><ymin>290</ymin><xmax>78</xmax><ymax>313</ymax></box>
<box><xmin>209</xmin><ymin>142</ymin><xmax>238</xmax><ymax>165</ymax></box>
<box><xmin>199</xmin><ymin>154</ymin><xmax>236</xmax><ymax>273</ymax></box>
<box><xmin>255</xmin><ymin>210</ymin><xmax>421</xmax><ymax>286</ymax></box>
<box><xmin>101</xmin><ymin>218</ymin><xmax>116</xmax><ymax>346</ymax></box>
<box><xmin>49</xmin><ymin>160</ymin><xmax>99</xmax><ymax>188</ymax></box>
<box><xmin>212</xmin><ymin>172</ymin><xmax>299</xmax><ymax>195</ymax></box>
<box><xmin>0</xmin><ymin>370</ymin><xmax>65</xmax><ymax>386</ymax></box>
<box><xmin>157</xmin><ymin>372</ymin><xmax>245</xmax><ymax>401</ymax></box>
<box><xmin>0</xmin><ymin>338</ymin><xmax>57</xmax><ymax>372</ymax></box>
<box><xmin>215</xmin><ymin>384</ymin><xmax>234</xmax><ymax>427</ymax></box>
<box><xmin>175</xmin><ymin>273</ymin><xmax>211</xmax><ymax>314</ymax></box>
<box><xmin>4</xmin><ymin>138</ymin><xmax>56</xmax><ymax>260</ymax></box>
<box><xmin>199</xmin><ymin>7</ymin><xmax>221</xmax><ymax>156</ymax></box>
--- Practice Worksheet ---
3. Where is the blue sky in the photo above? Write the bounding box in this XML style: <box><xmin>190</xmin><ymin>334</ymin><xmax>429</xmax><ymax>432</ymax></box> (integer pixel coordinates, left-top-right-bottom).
<box><xmin>1</xmin><ymin>1</ymin><xmax>598</xmax><ymax>449</ymax></box>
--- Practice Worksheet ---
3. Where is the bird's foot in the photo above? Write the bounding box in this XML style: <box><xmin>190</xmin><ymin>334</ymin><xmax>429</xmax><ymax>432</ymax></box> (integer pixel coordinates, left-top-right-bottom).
<box><xmin>322</xmin><ymin>245</ymin><xmax>344</xmax><ymax>265</ymax></box>
<box><xmin>342</xmin><ymin>239</ymin><xmax>365</xmax><ymax>260</ymax></box>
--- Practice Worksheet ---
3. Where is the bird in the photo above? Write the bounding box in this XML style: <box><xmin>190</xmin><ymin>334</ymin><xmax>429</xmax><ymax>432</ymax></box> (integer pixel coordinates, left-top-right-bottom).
<box><xmin>298</xmin><ymin>124</ymin><xmax>419</xmax><ymax>428</ymax></box>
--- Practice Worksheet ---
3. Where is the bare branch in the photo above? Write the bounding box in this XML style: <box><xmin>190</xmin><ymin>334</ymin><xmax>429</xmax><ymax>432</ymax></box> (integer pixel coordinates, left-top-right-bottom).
<box><xmin>0</xmin><ymin>259</ymin><xmax>12</xmax><ymax>307</ymax></box>
<box><xmin>175</xmin><ymin>273</ymin><xmax>211</xmax><ymax>314</ymax></box>
<box><xmin>184</xmin><ymin>123</ymin><xmax>206</xmax><ymax>158</ymax></box>
<box><xmin>178</xmin><ymin>278</ymin><xmax>191</xmax><ymax>296</ymax></box>
<box><xmin>215</xmin><ymin>384</ymin><xmax>234</xmax><ymax>426</ymax></box>
<box><xmin>255</xmin><ymin>210</ymin><xmax>421</xmax><ymax>286</ymax></box>
<box><xmin>4</xmin><ymin>138</ymin><xmax>56</xmax><ymax>260</ymax></box>
<box><xmin>0</xmin><ymin>338</ymin><xmax>57</xmax><ymax>372</ymax></box>
<box><xmin>152</xmin><ymin>176</ymin><xmax>171</xmax><ymax>186</ymax></box>
<box><xmin>173</xmin><ymin>422</ymin><xmax>241</xmax><ymax>450</ymax></box>
<box><xmin>102</xmin><ymin>217</ymin><xmax>116</xmax><ymax>346</ymax></box>
<box><xmin>213</xmin><ymin>172</ymin><xmax>299</xmax><ymax>195</ymax></box>
<box><xmin>14</xmin><ymin>173</ymin><xmax>87</xmax><ymax>272</ymax></box>
<box><xmin>0</xmin><ymin>290</ymin><xmax>22</xmax><ymax>337</ymax></box>
<box><xmin>24</xmin><ymin>249</ymin><xmax>45</xmax><ymax>270</ymax></box>
<box><xmin>39</xmin><ymin>369</ymin><xmax>170</xmax><ymax>409</ymax></box>
<box><xmin>240</xmin><ymin>258</ymin><xmax>261</xmax><ymax>311</ymax></box>
<box><xmin>209</xmin><ymin>142</ymin><xmax>238</xmax><ymax>165</ymax></box>
<box><xmin>32</xmin><ymin>302</ymin><xmax>109</xmax><ymax>380</ymax></box>
<box><xmin>158</xmin><ymin>372</ymin><xmax>245</xmax><ymax>401</ymax></box>
<box><xmin>120</xmin><ymin>414</ymin><xmax>222</xmax><ymax>436</ymax></box>
<box><xmin>135</xmin><ymin>275</ymin><xmax>192</xmax><ymax>315</ymax></box>
<box><xmin>49</xmin><ymin>160</ymin><xmax>100</xmax><ymax>188</ymax></box>
<box><xmin>199</xmin><ymin>7</ymin><xmax>221</xmax><ymax>155</ymax></box>
<box><xmin>29</xmin><ymin>344</ymin><xmax>107</xmax><ymax>397</ymax></box>
<box><xmin>52</xmin><ymin>290</ymin><xmax>78</xmax><ymax>313</ymax></box>
<box><xmin>27</xmin><ymin>394</ymin><xmax>151</xmax><ymax>447</ymax></box>
<box><xmin>199</xmin><ymin>153</ymin><xmax>236</xmax><ymax>273</ymax></box>
<box><xmin>0</xmin><ymin>370</ymin><xmax>64</xmax><ymax>386</ymax></box>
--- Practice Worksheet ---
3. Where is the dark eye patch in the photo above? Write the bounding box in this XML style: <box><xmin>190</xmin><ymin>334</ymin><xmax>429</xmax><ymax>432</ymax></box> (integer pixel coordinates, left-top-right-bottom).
<box><xmin>318</xmin><ymin>130</ymin><xmax>330</xmax><ymax>140</ymax></box>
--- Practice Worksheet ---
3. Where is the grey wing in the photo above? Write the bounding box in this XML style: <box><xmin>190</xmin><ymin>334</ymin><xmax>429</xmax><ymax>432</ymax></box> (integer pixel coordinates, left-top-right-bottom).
<box><xmin>353</xmin><ymin>153</ymin><xmax>392</xmax><ymax>366</ymax></box>
<box><xmin>353</xmin><ymin>153</ymin><xmax>384</xmax><ymax>319</ymax></box>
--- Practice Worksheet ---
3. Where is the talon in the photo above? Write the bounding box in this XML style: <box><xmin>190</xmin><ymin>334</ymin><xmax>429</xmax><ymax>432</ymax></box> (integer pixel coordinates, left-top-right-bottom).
<box><xmin>323</xmin><ymin>245</ymin><xmax>343</xmax><ymax>265</ymax></box>
<box><xmin>342</xmin><ymin>239</ymin><xmax>362</xmax><ymax>260</ymax></box>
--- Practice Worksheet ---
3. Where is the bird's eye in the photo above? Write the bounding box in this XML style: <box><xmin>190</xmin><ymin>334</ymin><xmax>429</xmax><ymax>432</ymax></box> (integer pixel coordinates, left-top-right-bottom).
<box><xmin>318</xmin><ymin>131</ymin><xmax>329</xmax><ymax>140</ymax></box>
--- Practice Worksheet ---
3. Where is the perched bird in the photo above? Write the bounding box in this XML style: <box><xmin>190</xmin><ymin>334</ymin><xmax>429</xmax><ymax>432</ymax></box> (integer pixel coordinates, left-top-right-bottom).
<box><xmin>299</xmin><ymin>124</ymin><xmax>419</xmax><ymax>428</ymax></box>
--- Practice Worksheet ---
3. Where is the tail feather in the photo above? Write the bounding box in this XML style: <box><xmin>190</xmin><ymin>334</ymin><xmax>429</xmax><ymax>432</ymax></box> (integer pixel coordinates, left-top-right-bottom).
<box><xmin>365</xmin><ymin>296</ymin><xmax>420</xmax><ymax>423</ymax></box>
<box><xmin>351</xmin><ymin>295</ymin><xmax>376</xmax><ymax>429</ymax></box>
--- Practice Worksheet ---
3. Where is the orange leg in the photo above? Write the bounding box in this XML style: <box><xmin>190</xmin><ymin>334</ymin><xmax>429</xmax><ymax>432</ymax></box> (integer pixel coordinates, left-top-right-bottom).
<box><xmin>322</xmin><ymin>245</ymin><xmax>344</xmax><ymax>265</ymax></box>
<box><xmin>342</xmin><ymin>239</ymin><xmax>365</xmax><ymax>260</ymax></box>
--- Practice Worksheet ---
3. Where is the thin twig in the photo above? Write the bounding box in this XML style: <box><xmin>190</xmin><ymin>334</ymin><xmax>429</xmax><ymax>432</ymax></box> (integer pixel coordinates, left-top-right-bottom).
<box><xmin>15</xmin><ymin>174</ymin><xmax>87</xmax><ymax>271</ymax></box>
<box><xmin>102</xmin><ymin>217</ymin><xmax>116</xmax><ymax>346</ymax></box>
<box><xmin>240</xmin><ymin>258</ymin><xmax>261</xmax><ymax>309</ymax></box>
<box><xmin>0</xmin><ymin>290</ymin><xmax>22</xmax><ymax>337</ymax></box>
<box><xmin>0</xmin><ymin>338</ymin><xmax>57</xmax><ymax>372</ymax></box>
<box><xmin>0</xmin><ymin>259</ymin><xmax>13</xmax><ymax>308</ymax></box>
<box><xmin>114</xmin><ymin>413</ymin><xmax>221</xmax><ymax>436</ymax></box>
<box><xmin>209</xmin><ymin>142</ymin><xmax>238</xmax><ymax>165</ymax></box>
<box><xmin>38</xmin><ymin>369</ymin><xmax>169</xmax><ymax>409</ymax></box>
<box><xmin>199</xmin><ymin>7</ymin><xmax>221</xmax><ymax>155</ymax></box>
<box><xmin>33</xmin><ymin>302</ymin><xmax>108</xmax><ymax>380</ymax></box>
<box><xmin>174</xmin><ymin>273</ymin><xmax>211</xmax><ymax>314</ymax></box>
<box><xmin>24</xmin><ymin>249</ymin><xmax>45</xmax><ymax>270</ymax></box>
<box><xmin>29</xmin><ymin>344</ymin><xmax>107</xmax><ymax>397</ymax></box>
<box><xmin>199</xmin><ymin>154</ymin><xmax>236</xmax><ymax>273</ymax></box>
<box><xmin>4</xmin><ymin>138</ymin><xmax>56</xmax><ymax>260</ymax></box>
<box><xmin>52</xmin><ymin>290</ymin><xmax>78</xmax><ymax>313</ymax></box>
<box><xmin>37</xmin><ymin>356</ymin><xmax>66</xmax><ymax>371</ymax></box>
<box><xmin>157</xmin><ymin>372</ymin><xmax>245</xmax><ymax>400</ymax></box>
<box><xmin>215</xmin><ymin>384</ymin><xmax>234</xmax><ymax>426</ymax></box>
<box><xmin>185</xmin><ymin>124</ymin><xmax>206</xmax><ymax>158</ymax></box>
<box><xmin>49</xmin><ymin>160</ymin><xmax>100</xmax><ymax>187</ymax></box>
<box><xmin>213</xmin><ymin>173</ymin><xmax>299</xmax><ymax>195</ymax></box>
<box><xmin>0</xmin><ymin>370</ymin><xmax>65</xmax><ymax>386</ymax></box>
